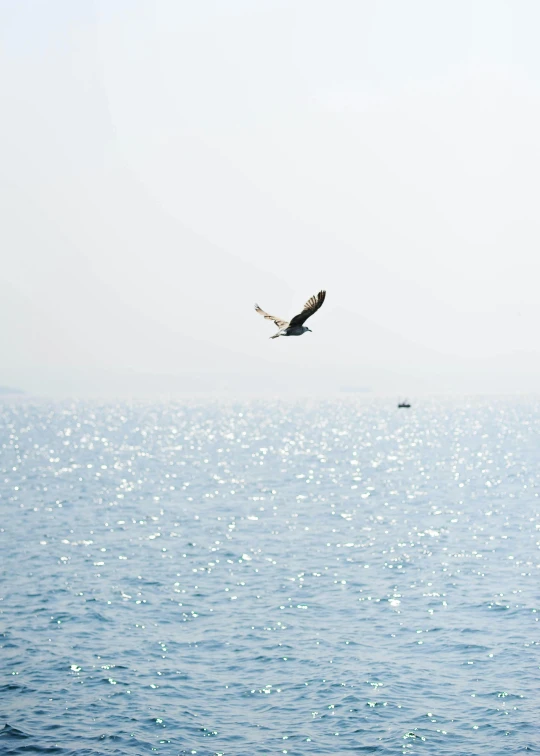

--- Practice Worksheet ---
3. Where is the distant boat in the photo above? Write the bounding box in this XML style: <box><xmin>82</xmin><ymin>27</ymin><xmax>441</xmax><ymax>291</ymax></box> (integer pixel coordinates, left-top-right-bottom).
<box><xmin>397</xmin><ymin>399</ymin><xmax>411</xmax><ymax>408</ymax></box>
<box><xmin>0</xmin><ymin>386</ymin><xmax>25</xmax><ymax>396</ymax></box>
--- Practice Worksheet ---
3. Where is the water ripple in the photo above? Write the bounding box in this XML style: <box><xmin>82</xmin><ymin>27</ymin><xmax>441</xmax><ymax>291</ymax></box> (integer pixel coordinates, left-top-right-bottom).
<box><xmin>1</xmin><ymin>397</ymin><xmax>540</xmax><ymax>754</ymax></box>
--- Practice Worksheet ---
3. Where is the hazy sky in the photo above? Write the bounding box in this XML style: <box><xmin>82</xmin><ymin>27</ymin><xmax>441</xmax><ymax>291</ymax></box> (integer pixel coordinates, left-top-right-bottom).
<box><xmin>2</xmin><ymin>0</ymin><xmax>540</xmax><ymax>394</ymax></box>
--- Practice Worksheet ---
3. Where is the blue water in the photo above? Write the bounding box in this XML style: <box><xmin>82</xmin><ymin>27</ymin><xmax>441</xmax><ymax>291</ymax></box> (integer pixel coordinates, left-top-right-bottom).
<box><xmin>1</xmin><ymin>397</ymin><xmax>539</xmax><ymax>755</ymax></box>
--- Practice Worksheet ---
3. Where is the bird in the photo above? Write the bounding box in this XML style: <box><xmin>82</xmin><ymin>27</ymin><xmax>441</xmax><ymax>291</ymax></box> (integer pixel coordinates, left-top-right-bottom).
<box><xmin>254</xmin><ymin>290</ymin><xmax>326</xmax><ymax>339</ymax></box>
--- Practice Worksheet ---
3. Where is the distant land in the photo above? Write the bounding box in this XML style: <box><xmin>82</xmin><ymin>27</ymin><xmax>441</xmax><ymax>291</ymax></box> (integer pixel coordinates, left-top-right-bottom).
<box><xmin>0</xmin><ymin>386</ymin><xmax>25</xmax><ymax>395</ymax></box>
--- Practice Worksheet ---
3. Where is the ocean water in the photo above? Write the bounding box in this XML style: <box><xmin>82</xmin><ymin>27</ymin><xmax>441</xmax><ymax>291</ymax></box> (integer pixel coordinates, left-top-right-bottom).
<box><xmin>1</xmin><ymin>397</ymin><xmax>539</xmax><ymax>755</ymax></box>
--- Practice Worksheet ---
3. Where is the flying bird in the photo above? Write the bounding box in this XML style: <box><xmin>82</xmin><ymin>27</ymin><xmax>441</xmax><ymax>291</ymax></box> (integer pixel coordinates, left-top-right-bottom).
<box><xmin>254</xmin><ymin>290</ymin><xmax>326</xmax><ymax>339</ymax></box>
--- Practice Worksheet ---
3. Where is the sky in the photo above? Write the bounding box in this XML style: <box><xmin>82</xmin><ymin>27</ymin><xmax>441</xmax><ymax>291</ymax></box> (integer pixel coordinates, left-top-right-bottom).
<box><xmin>2</xmin><ymin>0</ymin><xmax>540</xmax><ymax>395</ymax></box>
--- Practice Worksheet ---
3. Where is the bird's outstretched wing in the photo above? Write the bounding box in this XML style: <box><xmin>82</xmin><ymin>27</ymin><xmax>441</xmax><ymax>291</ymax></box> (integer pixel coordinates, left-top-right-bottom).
<box><xmin>254</xmin><ymin>304</ymin><xmax>289</xmax><ymax>329</ymax></box>
<box><xmin>288</xmin><ymin>290</ymin><xmax>326</xmax><ymax>328</ymax></box>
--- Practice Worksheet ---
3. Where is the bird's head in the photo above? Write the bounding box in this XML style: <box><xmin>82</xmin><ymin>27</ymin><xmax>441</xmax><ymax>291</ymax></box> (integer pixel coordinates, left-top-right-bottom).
<box><xmin>305</xmin><ymin>327</ymin><xmax>312</xmax><ymax>333</ymax></box>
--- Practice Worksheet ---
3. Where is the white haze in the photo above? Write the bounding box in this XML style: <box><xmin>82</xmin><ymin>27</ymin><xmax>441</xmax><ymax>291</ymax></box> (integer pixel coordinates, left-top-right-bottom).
<box><xmin>2</xmin><ymin>0</ymin><xmax>540</xmax><ymax>395</ymax></box>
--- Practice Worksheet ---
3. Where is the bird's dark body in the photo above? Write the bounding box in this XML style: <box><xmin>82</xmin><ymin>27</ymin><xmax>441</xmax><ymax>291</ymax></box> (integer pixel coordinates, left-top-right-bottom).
<box><xmin>275</xmin><ymin>326</ymin><xmax>306</xmax><ymax>338</ymax></box>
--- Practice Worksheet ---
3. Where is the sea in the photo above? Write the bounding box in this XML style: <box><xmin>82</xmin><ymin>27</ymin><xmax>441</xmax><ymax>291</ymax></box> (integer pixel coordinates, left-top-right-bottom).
<box><xmin>1</xmin><ymin>397</ymin><xmax>539</xmax><ymax>755</ymax></box>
